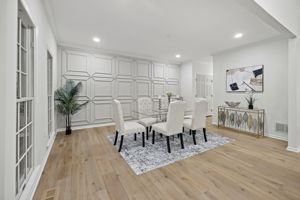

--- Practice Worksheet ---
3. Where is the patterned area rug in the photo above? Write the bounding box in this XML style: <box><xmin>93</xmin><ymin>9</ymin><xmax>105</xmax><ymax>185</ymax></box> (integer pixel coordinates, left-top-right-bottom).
<box><xmin>107</xmin><ymin>131</ymin><xmax>234</xmax><ymax>175</ymax></box>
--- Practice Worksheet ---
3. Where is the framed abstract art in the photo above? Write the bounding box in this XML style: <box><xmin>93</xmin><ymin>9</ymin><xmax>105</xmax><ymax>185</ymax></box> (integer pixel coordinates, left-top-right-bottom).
<box><xmin>226</xmin><ymin>65</ymin><xmax>264</xmax><ymax>92</ymax></box>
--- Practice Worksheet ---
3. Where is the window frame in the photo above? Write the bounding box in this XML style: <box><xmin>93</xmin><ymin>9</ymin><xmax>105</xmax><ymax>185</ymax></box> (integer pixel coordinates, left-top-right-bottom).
<box><xmin>16</xmin><ymin>4</ymin><xmax>35</xmax><ymax>198</ymax></box>
<box><xmin>47</xmin><ymin>51</ymin><xmax>54</xmax><ymax>138</ymax></box>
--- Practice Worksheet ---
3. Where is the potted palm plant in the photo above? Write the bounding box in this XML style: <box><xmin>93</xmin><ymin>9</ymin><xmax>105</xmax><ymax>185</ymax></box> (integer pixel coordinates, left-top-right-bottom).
<box><xmin>55</xmin><ymin>80</ymin><xmax>89</xmax><ymax>135</ymax></box>
<box><xmin>245</xmin><ymin>90</ymin><xmax>257</xmax><ymax>109</ymax></box>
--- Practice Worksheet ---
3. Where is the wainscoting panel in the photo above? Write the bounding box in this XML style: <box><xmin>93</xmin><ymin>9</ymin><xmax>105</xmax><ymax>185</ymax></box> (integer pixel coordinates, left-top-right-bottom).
<box><xmin>91</xmin><ymin>100</ymin><xmax>113</xmax><ymax>124</ymax></box>
<box><xmin>58</xmin><ymin>47</ymin><xmax>180</xmax><ymax>128</ymax></box>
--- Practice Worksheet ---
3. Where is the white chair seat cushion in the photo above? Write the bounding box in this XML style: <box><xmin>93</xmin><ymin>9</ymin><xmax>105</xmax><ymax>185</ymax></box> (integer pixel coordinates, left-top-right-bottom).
<box><xmin>152</xmin><ymin>122</ymin><xmax>168</xmax><ymax>134</ymax></box>
<box><xmin>123</xmin><ymin>122</ymin><xmax>146</xmax><ymax>135</ymax></box>
<box><xmin>138</xmin><ymin>117</ymin><xmax>156</xmax><ymax>127</ymax></box>
<box><xmin>184</xmin><ymin>115</ymin><xmax>192</xmax><ymax>119</ymax></box>
<box><xmin>183</xmin><ymin>119</ymin><xmax>193</xmax><ymax>129</ymax></box>
<box><xmin>152</xmin><ymin>122</ymin><xmax>183</xmax><ymax>136</ymax></box>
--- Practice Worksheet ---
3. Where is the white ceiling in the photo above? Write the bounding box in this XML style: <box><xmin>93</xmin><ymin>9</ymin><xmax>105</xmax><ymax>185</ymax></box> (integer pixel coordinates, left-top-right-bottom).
<box><xmin>44</xmin><ymin>0</ymin><xmax>284</xmax><ymax>63</ymax></box>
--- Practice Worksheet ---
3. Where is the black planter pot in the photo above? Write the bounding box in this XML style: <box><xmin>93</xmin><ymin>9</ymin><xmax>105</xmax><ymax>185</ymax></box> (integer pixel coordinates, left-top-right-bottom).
<box><xmin>248</xmin><ymin>105</ymin><xmax>254</xmax><ymax>109</ymax></box>
<box><xmin>66</xmin><ymin>126</ymin><xmax>72</xmax><ymax>135</ymax></box>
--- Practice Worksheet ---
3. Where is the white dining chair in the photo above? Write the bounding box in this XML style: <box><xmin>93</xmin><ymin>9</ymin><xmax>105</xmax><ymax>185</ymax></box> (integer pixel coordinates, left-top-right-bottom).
<box><xmin>183</xmin><ymin>99</ymin><xmax>208</xmax><ymax>145</ymax></box>
<box><xmin>151</xmin><ymin>101</ymin><xmax>186</xmax><ymax>153</ymax></box>
<box><xmin>137</xmin><ymin>97</ymin><xmax>157</xmax><ymax>140</ymax></box>
<box><xmin>112</xmin><ymin>99</ymin><xmax>146</xmax><ymax>152</ymax></box>
<box><xmin>184</xmin><ymin>98</ymin><xmax>207</xmax><ymax>119</ymax></box>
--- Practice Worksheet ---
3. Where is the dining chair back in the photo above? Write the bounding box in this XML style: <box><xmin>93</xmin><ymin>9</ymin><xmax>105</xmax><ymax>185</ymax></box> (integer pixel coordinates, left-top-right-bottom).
<box><xmin>137</xmin><ymin>97</ymin><xmax>153</xmax><ymax>119</ymax></box>
<box><xmin>191</xmin><ymin>99</ymin><xmax>208</xmax><ymax>130</ymax></box>
<box><xmin>112</xmin><ymin>99</ymin><xmax>124</xmax><ymax>134</ymax></box>
<box><xmin>166</xmin><ymin>101</ymin><xmax>186</xmax><ymax>134</ymax></box>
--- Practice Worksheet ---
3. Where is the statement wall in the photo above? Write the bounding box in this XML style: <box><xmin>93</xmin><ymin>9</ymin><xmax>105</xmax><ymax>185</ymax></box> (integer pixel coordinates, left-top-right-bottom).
<box><xmin>57</xmin><ymin>46</ymin><xmax>181</xmax><ymax>129</ymax></box>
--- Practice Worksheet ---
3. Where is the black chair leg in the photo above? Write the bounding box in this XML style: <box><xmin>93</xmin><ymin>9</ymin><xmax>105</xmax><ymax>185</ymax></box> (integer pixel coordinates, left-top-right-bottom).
<box><xmin>149</xmin><ymin>126</ymin><xmax>152</xmax><ymax>132</ymax></box>
<box><xmin>152</xmin><ymin>130</ymin><xmax>155</xmax><ymax>144</ymax></box>
<box><xmin>180</xmin><ymin>133</ymin><xmax>184</xmax><ymax>149</ymax></box>
<box><xmin>142</xmin><ymin>132</ymin><xmax>145</xmax><ymax>147</ymax></box>
<box><xmin>118</xmin><ymin>135</ymin><xmax>124</xmax><ymax>152</ymax></box>
<box><xmin>166</xmin><ymin>136</ymin><xmax>171</xmax><ymax>153</ymax></box>
<box><xmin>192</xmin><ymin>130</ymin><xmax>197</xmax><ymax>145</ymax></box>
<box><xmin>146</xmin><ymin>127</ymin><xmax>149</xmax><ymax>140</ymax></box>
<box><xmin>203</xmin><ymin>128</ymin><xmax>207</xmax><ymax>142</ymax></box>
<box><xmin>182</xmin><ymin>127</ymin><xmax>184</xmax><ymax>133</ymax></box>
<box><xmin>160</xmin><ymin>133</ymin><xmax>163</xmax><ymax>138</ymax></box>
<box><xmin>189</xmin><ymin>129</ymin><xmax>192</xmax><ymax>135</ymax></box>
<box><xmin>134</xmin><ymin>133</ymin><xmax>137</xmax><ymax>141</ymax></box>
<box><xmin>177</xmin><ymin>133</ymin><xmax>180</xmax><ymax>138</ymax></box>
<box><xmin>114</xmin><ymin>131</ymin><xmax>118</xmax><ymax>145</ymax></box>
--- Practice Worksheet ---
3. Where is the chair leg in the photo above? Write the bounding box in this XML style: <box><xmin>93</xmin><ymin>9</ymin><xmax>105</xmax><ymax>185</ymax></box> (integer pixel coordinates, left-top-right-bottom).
<box><xmin>166</xmin><ymin>136</ymin><xmax>171</xmax><ymax>153</ymax></box>
<box><xmin>189</xmin><ymin>129</ymin><xmax>192</xmax><ymax>135</ymax></box>
<box><xmin>177</xmin><ymin>133</ymin><xmax>180</xmax><ymax>138</ymax></box>
<box><xmin>160</xmin><ymin>133</ymin><xmax>163</xmax><ymax>138</ymax></box>
<box><xmin>118</xmin><ymin>135</ymin><xmax>124</xmax><ymax>152</ymax></box>
<box><xmin>203</xmin><ymin>128</ymin><xmax>207</xmax><ymax>142</ymax></box>
<box><xmin>149</xmin><ymin>126</ymin><xmax>152</xmax><ymax>132</ymax></box>
<box><xmin>134</xmin><ymin>133</ymin><xmax>137</xmax><ymax>141</ymax></box>
<box><xmin>142</xmin><ymin>132</ymin><xmax>145</xmax><ymax>147</ymax></box>
<box><xmin>152</xmin><ymin>130</ymin><xmax>155</xmax><ymax>144</ymax></box>
<box><xmin>192</xmin><ymin>130</ymin><xmax>197</xmax><ymax>145</ymax></box>
<box><xmin>114</xmin><ymin>131</ymin><xmax>118</xmax><ymax>145</ymax></box>
<box><xmin>146</xmin><ymin>127</ymin><xmax>149</xmax><ymax>140</ymax></box>
<box><xmin>182</xmin><ymin>127</ymin><xmax>184</xmax><ymax>133</ymax></box>
<box><xmin>180</xmin><ymin>133</ymin><xmax>184</xmax><ymax>149</ymax></box>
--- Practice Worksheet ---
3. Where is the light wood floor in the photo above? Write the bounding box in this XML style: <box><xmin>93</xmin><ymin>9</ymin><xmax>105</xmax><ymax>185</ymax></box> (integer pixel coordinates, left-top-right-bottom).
<box><xmin>33</xmin><ymin>117</ymin><xmax>300</xmax><ymax>200</ymax></box>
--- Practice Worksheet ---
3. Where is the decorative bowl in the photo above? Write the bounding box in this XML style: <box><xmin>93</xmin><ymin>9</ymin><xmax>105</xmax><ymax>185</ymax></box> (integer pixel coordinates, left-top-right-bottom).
<box><xmin>225</xmin><ymin>101</ymin><xmax>240</xmax><ymax>108</ymax></box>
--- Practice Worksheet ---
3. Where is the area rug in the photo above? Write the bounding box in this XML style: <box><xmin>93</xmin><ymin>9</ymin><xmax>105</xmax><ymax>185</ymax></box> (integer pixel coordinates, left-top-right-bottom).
<box><xmin>107</xmin><ymin>130</ymin><xmax>234</xmax><ymax>175</ymax></box>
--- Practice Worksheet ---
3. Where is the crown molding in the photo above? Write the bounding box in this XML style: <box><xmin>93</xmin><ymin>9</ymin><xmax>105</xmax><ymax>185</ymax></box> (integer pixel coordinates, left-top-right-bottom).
<box><xmin>58</xmin><ymin>42</ymin><xmax>183</xmax><ymax>65</ymax></box>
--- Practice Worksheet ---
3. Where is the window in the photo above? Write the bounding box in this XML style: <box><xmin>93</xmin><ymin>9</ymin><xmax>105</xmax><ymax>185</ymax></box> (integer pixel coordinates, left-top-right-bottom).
<box><xmin>16</xmin><ymin>2</ymin><xmax>34</xmax><ymax>198</ymax></box>
<box><xmin>47</xmin><ymin>52</ymin><xmax>53</xmax><ymax>138</ymax></box>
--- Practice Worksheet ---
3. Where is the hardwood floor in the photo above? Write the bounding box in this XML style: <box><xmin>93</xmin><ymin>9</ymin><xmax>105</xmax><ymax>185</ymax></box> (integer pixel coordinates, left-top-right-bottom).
<box><xmin>33</xmin><ymin>117</ymin><xmax>300</xmax><ymax>200</ymax></box>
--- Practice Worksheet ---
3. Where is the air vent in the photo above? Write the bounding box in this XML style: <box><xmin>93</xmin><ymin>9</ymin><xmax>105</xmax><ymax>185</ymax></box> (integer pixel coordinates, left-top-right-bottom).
<box><xmin>276</xmin><ymin>122</ymin><xmax>288</xmax><ymax>133</ymax></box>
<box><xmin>41</xmin><ymin>187</ymin><xmax>58</xmax><ymax>200</ymax></box>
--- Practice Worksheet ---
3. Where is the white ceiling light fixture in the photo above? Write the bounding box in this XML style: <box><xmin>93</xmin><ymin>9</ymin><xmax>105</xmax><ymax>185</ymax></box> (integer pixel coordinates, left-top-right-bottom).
<box><xmin>175</xmin><ymin>54</ymin><xmax>181</xmax><ymax>58</ymax></box>
<box><xmin>93</xmin><ymin>37</ymin><xmax>101</xmax><ymax>42</ymax></box>
<box><xmin>234</xmin><ymin>33</ymin><xmax>243</xmax><ymax>38</ymax></box>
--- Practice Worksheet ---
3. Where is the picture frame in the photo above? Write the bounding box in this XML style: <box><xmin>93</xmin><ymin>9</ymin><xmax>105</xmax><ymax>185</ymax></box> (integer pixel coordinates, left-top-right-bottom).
<box><xmin>226</xmin><ymin>65</ymin><xmax>264</xmax><ymax>93</ymax></box>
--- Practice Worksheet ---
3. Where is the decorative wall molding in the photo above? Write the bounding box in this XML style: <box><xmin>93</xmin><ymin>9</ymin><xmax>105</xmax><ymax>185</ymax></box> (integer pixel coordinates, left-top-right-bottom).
<box><xmin>58</xmin><ymin>47</ymin><xmax>180</xmax><ymax>128</ymax></box>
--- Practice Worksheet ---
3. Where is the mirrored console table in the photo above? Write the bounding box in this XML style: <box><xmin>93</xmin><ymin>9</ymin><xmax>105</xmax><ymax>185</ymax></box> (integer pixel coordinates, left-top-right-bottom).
<box><xmin>218</xmin><ymin>106</ymin><xmax>265</xmax><ymax>137</ymax></box>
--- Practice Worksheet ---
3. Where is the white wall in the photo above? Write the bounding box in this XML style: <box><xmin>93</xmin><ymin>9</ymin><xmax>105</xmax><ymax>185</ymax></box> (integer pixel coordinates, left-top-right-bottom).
<box><xmin>180</xmin><ymin>62</ymin><xmax>193</xmax><ymax>111</ymax></box>
<box><xmin>213</xmin><ymin>39</ymin><xmax>288</xmax><ymax>140</ymax></box>
<box><xmin>57</xmin><ymin>46</ymin><xmax>180</xmax><ymax>129</ymax></box>
<box><xmin>254</xmin><ymin>0</ymin><xmax>299</xmax><ymax>35</ymax></box>
<box><xmin>0</xmin><ymin>0</ymin><xmax>57</xmax><ymax>199</ymax></box>
<box><xmin>0</xmin><ymin>0</ymin><xmax>18</xmax><ymax>199</ymax></box>
<box><xmin>254</xmin><ymin>0</ymin><xmax>300</xmax><ymax>151</ymax></box>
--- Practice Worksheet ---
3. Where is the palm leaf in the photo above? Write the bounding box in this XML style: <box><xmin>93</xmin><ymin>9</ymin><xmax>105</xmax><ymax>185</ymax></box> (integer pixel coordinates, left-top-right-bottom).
<box><xmin>69</xmin><ymin>82</ymin><xmax>82</xmax><ymax>98</ymax></box>
<box><xmin>55</xmin><ymin>80</ymin><xmax>88</xmax><ymax>128</ymax></box>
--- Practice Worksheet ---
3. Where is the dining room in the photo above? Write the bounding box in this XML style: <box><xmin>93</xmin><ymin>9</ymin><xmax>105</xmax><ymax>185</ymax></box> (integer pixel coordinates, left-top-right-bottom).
<box><xmin>2</xmin><ymin>0</ymin><xmax>300</xmax><ymax>199</ymax></box>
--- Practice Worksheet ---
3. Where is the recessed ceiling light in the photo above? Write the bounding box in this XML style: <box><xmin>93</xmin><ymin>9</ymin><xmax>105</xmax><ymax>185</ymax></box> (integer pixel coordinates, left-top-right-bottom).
<box><xmin>93</xmin><ymin>37</ymin><xmax>101</xmax><ymax>42</ymax></box>
<box><xmin>234</xmin><ymin>33</ymin><xmax>243</xmax><ymax>39</ymax></box>
<box><xmin>175</xmin><ymin>54</ymin><xmax>181</xmax><ymax>58</ymax></box>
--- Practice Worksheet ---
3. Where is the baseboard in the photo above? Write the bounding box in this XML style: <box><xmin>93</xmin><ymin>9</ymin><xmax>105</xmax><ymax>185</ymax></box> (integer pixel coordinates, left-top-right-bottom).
<box><xmin>19</xmin><ymin>132</ymin><xmax>57</xmax><ymax>200</ymax></box>
<box><xmin>56</xmin><ymin>122</ymin><xmax>116</xmax><ymax>132</ymax></box>
<box><xmin>267</xmin><ymin>133</ymin><xmax>288</xmax><ymax>141</ymax></box>
<box><xmin>56</xmin><ymin>120</ymin><xmax>139</xmax><ymax>132</ymax></box>
<box><xmin>286</xmin><ymin>145</ymin><xmax>300</xmax><ymax>153</ymax></box>
<box><xmin>211</xmin><ymin>122</ymin><xmax>289</xmax><ymax>142</ymax></box>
